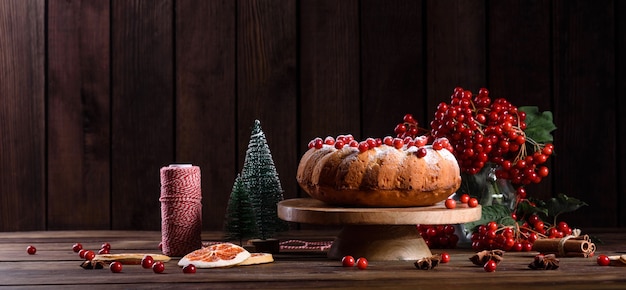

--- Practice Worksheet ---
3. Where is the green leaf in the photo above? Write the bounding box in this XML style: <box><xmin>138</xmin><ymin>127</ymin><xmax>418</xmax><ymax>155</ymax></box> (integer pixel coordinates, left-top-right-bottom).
<box><xmin>519</xmin><ymin>106</ymin><xmax>557</xmax><ymax>143</ymax></box>
<box><xmin>545</xmin><ymin>193</ymin><xmax>588</xmax><ymax>219</ymax></box>
<box><xmin>464</xmin><ymin>204</ymin><xmax>515</xmax><ymax>233</ymax></box>
<box><xmin>516</xmin><ymin>199</ymin><xmax>549</xmax><ymax>221</ymax></box>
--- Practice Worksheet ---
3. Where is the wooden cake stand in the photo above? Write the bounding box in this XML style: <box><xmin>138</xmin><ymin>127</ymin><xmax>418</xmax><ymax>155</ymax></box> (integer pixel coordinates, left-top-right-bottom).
<box><xmin>278</xmin><ymin>198</ymin><xmax>481</xmax><ymax>261</ymax></box>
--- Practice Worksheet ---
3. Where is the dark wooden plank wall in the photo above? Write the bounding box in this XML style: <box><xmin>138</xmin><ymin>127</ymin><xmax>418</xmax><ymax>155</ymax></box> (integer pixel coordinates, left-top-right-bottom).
<box><xmin>0</xmin><ymin>0</ymin><xmax>623</xmax><ymax>231</ymax></box>
<box><xmin>0</xmin><ymin>0</ymin><xmax>46</xmax><ymax>231</ymax></box>
<box><xmin>47</xmin><ymin>0</ymin><xmax>110</xmax><ymax>229</ymax></box>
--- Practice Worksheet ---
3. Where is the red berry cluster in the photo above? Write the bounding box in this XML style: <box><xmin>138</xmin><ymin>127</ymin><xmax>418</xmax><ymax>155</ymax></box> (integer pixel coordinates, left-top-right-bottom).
<box><xmin>471</xmin><ymin>221</ymin><xmax>533</xmax><ymax>252</ymax></box>
<box><xmin>521</xmin><ymin>214</ymin><xmax>573</xmax><ymax>238</ymax></box>
<box><xmin>470</xmin><ymin>217</ymin><xmax>573</xmax><ymax>252</ymax></box>
<box><xmin>395</xmin><ymin>87</ymin><xmax>553</xmax><ymax>185</ymax></box>
<box><xmin>417</xmin><ymin>224</ymin><xmax>460</xmax><ymax>249</ymax></box>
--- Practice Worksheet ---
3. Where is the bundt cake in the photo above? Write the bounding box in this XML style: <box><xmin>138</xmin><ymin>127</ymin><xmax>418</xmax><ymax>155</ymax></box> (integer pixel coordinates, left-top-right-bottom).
<box><xmin>296</xmin><ymin>135</ymin><xmax>462</xmax><ymax>207</ymax></box>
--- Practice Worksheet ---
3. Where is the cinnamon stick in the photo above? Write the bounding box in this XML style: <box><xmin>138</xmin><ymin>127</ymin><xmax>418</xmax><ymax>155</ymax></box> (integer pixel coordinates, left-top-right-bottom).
<box><xmin>531</xmin><ymin>236</ymin><xmax>595</xmax><ymax>257</ymax></box>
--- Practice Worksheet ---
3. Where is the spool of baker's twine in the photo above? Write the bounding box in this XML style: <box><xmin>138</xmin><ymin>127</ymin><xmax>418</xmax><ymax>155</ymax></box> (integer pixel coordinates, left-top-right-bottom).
<box><xmin>160</xmin><ymin>164</ymin><xmax>202</xmax><ymax>257</ymax></box>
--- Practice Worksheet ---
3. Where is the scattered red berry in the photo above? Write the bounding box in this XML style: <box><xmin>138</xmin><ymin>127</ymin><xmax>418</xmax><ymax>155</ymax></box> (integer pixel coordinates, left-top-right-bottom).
<box><xmin>440</xmin><ymin>252</ymin><xmax>450</xmax><ymax>263</ymax></box>
<box><xmin>468</xmin><ymin>197</ymin><xmax>479</xmax><ymax>208</ymax></box>
<box><xmin>597</xmin><ymin>254</ymin><xmax>611</xmax><ymax>266</ymax></box>
<box><xmin>78</xmin><ymin>249</ymin><xmax>88</xmax><ymax>259</ymax></box>
<box><xmin>109</xmin><ymin>261</ymin><xmax>123</xmax><ymax>273</ymax></box>
<box><xmin>72</xmin><ymin>243</ymin><xmax>83</xmax><ymax>253</ymax></box>
<box><xmin>98</xmin><ymin>247</ymin><xmax>110</xmax><ymax>255</ymax></box>
<box><xmin>183</xmin><ymin>264</ymin><xmax>197</xmax><ymax>274</ymax></box>
<box><xmin>152</xmin><ymin>261</ymin><xmax>165</xmax><ymax>273</ymax></box>
<box><xmin>484</xmin><ymin>260</ymin><xmax>497</xmax><ymax>272</ymax></box>
<box><xmin>342</xmin><ymin>255</ymin><xmax>355</xmax><ymax>267</ymax></box>
<box><xmin>84</xmin><ymin>250</ymin><xmax>95</xmax><ymax>261</ymax></box>
<box><xmin>356</xmin><ymin>257</ymin><xmax>368</xmax><ymax>270</ymax></box>
<box><xmin>26</xmin><ymin>245</ymin><xmax>37</xmax><ymax>255</ymax></box>
<box><xmin>444</xmin><ymin>198</ymin><xmax>456</xmax><ymax>209</ymax></box>
<box><xmin>459</xmin><ymin>193</ymin><xmax>470</xmax><ymax>203</ymax></box>
<box><xmin>141</xmin><ymin>255</ymin><xmax>155</xmax><ymax>269</ymax></box>
<box><xmin>101</xmin><ymin>242</ymin><xmax>111</xmax><ymax>250</ymax></box>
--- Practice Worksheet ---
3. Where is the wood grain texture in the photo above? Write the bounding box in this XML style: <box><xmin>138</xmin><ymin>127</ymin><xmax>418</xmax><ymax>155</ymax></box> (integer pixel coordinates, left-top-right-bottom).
<box><xmin>278</xmin><ymin>198</ymin><xmax>481</xmax><ymax>225</ymax></box>
<box><xmin>47</xmin><ymin>0</ymin><xmax>111</xmax><ymax>230</ymax></box>
<box><xmin>361</xmin><ymin>0</ymin><xmax>426</xmax><ymax>136</ymax></box>
<box><xmin>111</xmin><ymin>0</ymin><xmax>174</xmax><ymax>230</ymax></box>
<box><xmin>0</xmin><ymin>0</ymin><xmax>45</xmax><ymax>231</ymax></box>
<box><xmin>487</xmin><ymin>0</ymin><xmax>554</xmax><ymax>201</ymax></box>
<box><xmin>327</xmin><ymin>225</ymin><xmax>432</xmax><ymax>261</ymax></box>
<box><xmin>552</xmin><ymin>0</ymin><xmax>617</xmax><ymax>226</ymax></box>
<box><xmin>2</xmin><ymin>230</ymin><xmax>626</xmax><ymax>288</ymax></box>
<box><xmin>176</xmin><ymin>0</ymin><xmax>237</xmax><ymax>230</ymax></box>
<box><xmin>237</xmin><ymin>0</ymin><xmax>298</xmax><ymax>201</ymax></box>
<box><xmin>425</xmin><ymin>0</ymin><xmax>487</xmax><ymax>118</ymax></box>
<box><xmin>299</xmin><ymin>0</ymin><xmax>361</xmax><ymax>142</ymax></box>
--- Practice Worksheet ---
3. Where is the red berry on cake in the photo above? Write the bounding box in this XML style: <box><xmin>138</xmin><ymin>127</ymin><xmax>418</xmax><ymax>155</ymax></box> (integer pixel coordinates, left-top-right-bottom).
<box><xmin>358</xmin><ymin>141</ymin><xmax>369</xmax><ymax>153</ymax></box>
<box><xmin>432</xmin><ymin>141</ymin><xmax>443</xmax><ymax>150</ymax></box>
<box><xmin>393</xmin><ymin>138</ymin><xmax>404</xmax><ymax>149</ymax></box>
<box><xmin>414</xmin><ymin>136</ymin><xmax>428</xmax><ymax>147</ymax></box>
<box><xmin>334</xmin><ymin>140</ymin><xmax>345</xmax><ymax>149</ymax></box>
<box><xmin>383</xmin><ymin>136</ymin><xmax>394</xmax><ymax>146</ymax></box>
<box><xmin>297</xmin><ymin>135</ymin><xmax>462</xmax><ymax>207</ymax></box>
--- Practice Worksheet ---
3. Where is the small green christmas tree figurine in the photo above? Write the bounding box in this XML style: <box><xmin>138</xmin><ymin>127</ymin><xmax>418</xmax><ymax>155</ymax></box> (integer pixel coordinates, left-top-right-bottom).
<box><xmin>223</xmin><ymin>174</ymin><xmax>257</xmax><ymax>245</ymax></box>
<box><xmin>240</xmin><ymin>119</ymin><xmax>289</xmax><ymax>240</ymax></box>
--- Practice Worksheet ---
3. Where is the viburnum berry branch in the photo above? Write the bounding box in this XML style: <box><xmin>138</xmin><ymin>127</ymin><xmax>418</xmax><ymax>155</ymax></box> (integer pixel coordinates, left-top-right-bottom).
<box><xmin>403</xmin><ymin>87</ymin><xmax>589</xmax><ymax>253</ymax></box>
<box><xmin>395</xmin><ymin>87</ymin><xmax>554</xmax><ymax>186</ymax></box>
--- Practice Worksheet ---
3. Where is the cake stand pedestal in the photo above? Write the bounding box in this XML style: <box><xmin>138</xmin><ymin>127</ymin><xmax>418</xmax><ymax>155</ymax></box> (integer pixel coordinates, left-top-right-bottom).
<box><xmin>278</xmin><ymin>198</ymin><xmax>481</xmax><ymax>261</ymax></box>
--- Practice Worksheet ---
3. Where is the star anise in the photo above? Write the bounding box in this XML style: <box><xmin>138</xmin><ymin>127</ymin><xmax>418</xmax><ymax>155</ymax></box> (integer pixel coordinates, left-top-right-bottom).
<box><xmin>80</xmin><ymin>260</ymin><xmax>106</xmax><ymax>269</ymax></box>
<box><xmin>528</xmin><ymin>254</ymin><xmax>559</xmax><ymax>270</ymax></box>
<box><xmin>414</xmin><ymin>254</ymin><xmax>441</xmax><ymax>270</ymax></box>
<box><xmin>469</xmin><ymin>249</ymin><xmax>504</xmax><ymax>266</ymax></box>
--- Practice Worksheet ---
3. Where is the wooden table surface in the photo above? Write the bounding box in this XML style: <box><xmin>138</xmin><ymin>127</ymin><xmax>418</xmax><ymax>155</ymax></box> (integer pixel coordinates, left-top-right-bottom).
<box><xmin>1</xmin><ymin>229</ymin><xmax>625</xmax><ymax>289</ymax></box>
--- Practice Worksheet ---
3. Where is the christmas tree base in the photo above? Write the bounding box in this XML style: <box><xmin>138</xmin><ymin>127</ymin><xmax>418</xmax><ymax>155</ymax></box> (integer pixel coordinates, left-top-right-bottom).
<box><xmin>249</xmin><ymin>238</ymin><xmax>280</xmax><ymax>254</ymax></box>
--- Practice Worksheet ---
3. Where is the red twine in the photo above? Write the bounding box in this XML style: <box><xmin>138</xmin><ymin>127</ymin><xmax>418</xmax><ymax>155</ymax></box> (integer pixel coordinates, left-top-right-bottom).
<box><xmin>160</xmin><ymin>164</ymin><xmax>202</xmax><ymax>256</ymax></box>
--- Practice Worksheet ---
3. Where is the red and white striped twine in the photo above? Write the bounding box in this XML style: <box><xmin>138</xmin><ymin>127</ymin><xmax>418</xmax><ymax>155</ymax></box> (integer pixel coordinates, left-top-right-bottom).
<box><xmin>202</xmin><ymin>240</ymin><xmax>333</xmax><ymax>252</ymax></box>
<box><xmin>279</xmin><ymin>240</ymin><xmax>333</xmax><ymax>252</ymax></box>
<box><xmin>160</xmin><ymin>164</ymin><xmax>202</xmax><ymax>257</ymax></box>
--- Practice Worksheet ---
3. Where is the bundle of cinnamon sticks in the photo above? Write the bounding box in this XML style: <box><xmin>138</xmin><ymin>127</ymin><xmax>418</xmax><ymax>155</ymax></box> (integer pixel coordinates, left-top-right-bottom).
<box><xmin>532</xmin><ymin>235</ymin><xmax>596</xmax><ymax>257</ymax></box>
